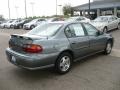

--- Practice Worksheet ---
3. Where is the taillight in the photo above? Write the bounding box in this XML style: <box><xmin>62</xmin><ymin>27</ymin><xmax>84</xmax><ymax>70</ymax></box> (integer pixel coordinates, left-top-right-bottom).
<box><xmin>23</xmin><ymin>44</ymin><xmax>43</xmax><ymax>53</ymax></box>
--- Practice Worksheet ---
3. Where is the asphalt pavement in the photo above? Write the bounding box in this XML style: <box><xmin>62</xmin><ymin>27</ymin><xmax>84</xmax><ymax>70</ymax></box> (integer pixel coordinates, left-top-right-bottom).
<box><xmin>0</xmin><ymin>29</ymin><xmax>120</xmax><ymax>90</ymax></box>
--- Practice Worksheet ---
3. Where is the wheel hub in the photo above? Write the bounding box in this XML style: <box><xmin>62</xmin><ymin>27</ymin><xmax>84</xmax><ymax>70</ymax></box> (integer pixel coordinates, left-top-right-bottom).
<box><xmin>60</xmin><ymin>56</ymin><xmax>70</xmax><ymax>72</ymax></box>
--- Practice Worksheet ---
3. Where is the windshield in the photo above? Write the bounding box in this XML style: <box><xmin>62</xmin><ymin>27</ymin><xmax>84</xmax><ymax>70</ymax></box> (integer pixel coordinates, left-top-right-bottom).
<box><xmin>19</xmin><ymin>20</ymin><xmax>25</xmax><ymax>23</ymax></box>
<box><xmin>94</xmin><ymin>17</ymin><xmax>108</xmax><ymax>22</ymax></box>
<box><xmin>7</xmin><ymin>20</ymin><xmax>13</xmax><ymax>23</ymax></box>
<box><xmin>30</xmin><ymin>19</ymin><xmax>38</xmax><ymax>23</ymax></box>
<box><xmin>27</xmin><ymin>23</ymin><xmax>63</xmax><ymax>37</ymax></box>
<box><xmin>47</xmin><ymin>18</ymin><xmax>57</xmax><ymax>22</ymax></box>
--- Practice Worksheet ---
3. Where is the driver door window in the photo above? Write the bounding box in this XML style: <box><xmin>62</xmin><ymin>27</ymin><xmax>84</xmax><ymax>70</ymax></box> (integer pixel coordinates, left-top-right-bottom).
<box><xmin>83</xmin><ymin>23</ymin><xmax>106</xmax><ymax>52</ymax></box>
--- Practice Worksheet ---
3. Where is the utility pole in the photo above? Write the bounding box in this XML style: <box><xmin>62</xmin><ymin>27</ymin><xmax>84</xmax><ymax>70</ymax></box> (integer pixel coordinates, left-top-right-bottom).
<box><xmin>15</xmin><ymin>6</ymin><xmax>19</xmax><ymax>19</ymax></box>
<box><xmin>30</xmin><ymin>2</ymin><xmax>35</xmax><ymax>18</ymax></box>
<box><xmin>56</xmin><ymin>0</ymin><xmax>57</xmax><ymax>16</ymax></box>
<box><xmin>8</xmin><ymin>0</ymin><xmax>11</xmax><ymax>19</ymax></box>
<box><xmin>58</xmin><ymin>5</ymin><xmax>62</xmax><ymax>15</ymax></box>
<box><xmin>88</xmin><ymin>0</ymin><xmax>91</xmax><ymax>19</ymax></box>
<box><xmin>24</xmin><ymin>0</ymin><xmax>27</xmax><ymax>18</ymax></box>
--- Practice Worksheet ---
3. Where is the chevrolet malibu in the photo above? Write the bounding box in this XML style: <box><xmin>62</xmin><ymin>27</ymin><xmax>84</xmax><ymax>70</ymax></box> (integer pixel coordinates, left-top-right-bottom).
<box><xmin>6</xmin><ymin>22</ymin><xmax>114</xmax><ymax>74</ymax></box>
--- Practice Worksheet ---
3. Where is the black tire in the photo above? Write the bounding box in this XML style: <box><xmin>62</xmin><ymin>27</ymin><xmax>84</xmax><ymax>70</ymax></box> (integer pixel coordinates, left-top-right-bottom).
<box><xmin>10</xmin><ymin>25</ymin><xmax>13</xmax><ymax>28</ymax></box>
<box><xmin>117</xmin><ymin>23</ymin><xmax>120</xmax><ymax>30</ymax></box>
<box><xmin>104</xmin><ymin>41</ymin><xmax>112</xmax><ymax>55</ymax></box>
<box><xmin>55</xmin><ymin>52</ymin><xmax>73</xmax><ymax>74</ymax></box>
<box><xmin>30</xmin><ymin>25</ymin><xmax>35</xmax><ymax>29</ymax></box>
<box><xmin>19</xmin><ymin>25</ymin><xmax>23</xmax><ymax>29</ymax></box>
<box><xmin>103</xmin><ymin>27</ymin><xmax>108</xmax><ymax>33</ymax></box>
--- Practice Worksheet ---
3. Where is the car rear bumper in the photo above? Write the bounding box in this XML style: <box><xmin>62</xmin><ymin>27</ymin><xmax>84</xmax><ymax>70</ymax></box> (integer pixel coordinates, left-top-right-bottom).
<box><xmin>6</xmin><ymin>48</ymin><xmax>59</xmax><ymax>70</ymax></box>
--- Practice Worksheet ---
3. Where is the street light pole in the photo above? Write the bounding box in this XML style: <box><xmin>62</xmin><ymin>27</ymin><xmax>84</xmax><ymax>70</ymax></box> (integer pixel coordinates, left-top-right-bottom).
<box><xmin>56</xmin><ymin>0</ymin><xmax>57</xmax><ymax>16</ymax></box>
<box><xmin>30</xmin><ymin>2</ymin><xmax>35</xmax><ymax>18</ymax></box>
<box><xmin>24</xmin><ymin>0</ymin><xmax>27</xmax><ymax>18</ymax></box>
<box><xmin>88</xmin><ymin>0</ymin><xmax>91</xmax><ymax>19</ymax></box>
<box><xmin>15</xmin><ymin>6</ymin><xmax>19</xmax><ymax>19</ymax></box>
<box><xmin>58</xmin><ymin>5</ymin><xmax>62</xmax><ymax>15</ymax></box>
<box><xmin>8</xmin><ymin>0</ymin><xmax>11</xmax><ymax>19</ymax></box>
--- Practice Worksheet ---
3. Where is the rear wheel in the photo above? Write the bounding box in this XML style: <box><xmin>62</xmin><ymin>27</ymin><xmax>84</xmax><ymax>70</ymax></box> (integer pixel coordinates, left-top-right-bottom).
<box><xmin>30</xmin><ymin>25</ymin><xmax>35</xmax><ymax>29</ymax></box>
<box><xmin>104</xmin><ymin>41</ymin><xmax>112</xmax><ymax>55</ymax></box>
<box><xmin>55</xmin><ymin>52</ymin><xmax>72</xmax><ymax>74</ymax></box>
<box><xmin>103</xmin><ymin>27</ymin><xmax>108</xmax><ymax>33</ymax></box>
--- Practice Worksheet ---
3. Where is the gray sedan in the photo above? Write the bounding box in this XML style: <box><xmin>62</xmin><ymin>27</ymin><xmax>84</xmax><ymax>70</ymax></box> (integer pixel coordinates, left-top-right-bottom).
<box><xmin>6</xmin><ymin>22</ymin><xmax>114</xmax><ymax>74</ymax></box>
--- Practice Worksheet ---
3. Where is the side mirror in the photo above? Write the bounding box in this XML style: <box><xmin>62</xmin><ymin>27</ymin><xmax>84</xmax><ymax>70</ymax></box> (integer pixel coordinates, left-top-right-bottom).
<box><xmin>96</xmin><ymin>31</ymin><xmax>103</xmax><ymax>36</ymax></box>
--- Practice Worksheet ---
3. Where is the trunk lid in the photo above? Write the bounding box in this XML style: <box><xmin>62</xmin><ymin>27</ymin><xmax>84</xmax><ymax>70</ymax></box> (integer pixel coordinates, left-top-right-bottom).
<box><xmin>9</xmin><ymin>34</ymin><xmax>47</xmax><ymax>53</ymax></box>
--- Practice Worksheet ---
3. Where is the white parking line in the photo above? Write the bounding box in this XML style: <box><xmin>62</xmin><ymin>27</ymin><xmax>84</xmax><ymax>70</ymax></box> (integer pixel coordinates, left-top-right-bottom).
<box><xmin>110</xmin><ymin>49</ymin><xmax>120</xmax><ymax>58</ymax></box>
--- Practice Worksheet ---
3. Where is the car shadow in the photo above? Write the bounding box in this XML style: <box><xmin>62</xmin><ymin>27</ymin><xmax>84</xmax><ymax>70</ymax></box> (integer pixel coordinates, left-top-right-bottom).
<box><xmin>72</xmin><ymin>53</ymin><xmax>104</xmax><ymax>70</ymax></box>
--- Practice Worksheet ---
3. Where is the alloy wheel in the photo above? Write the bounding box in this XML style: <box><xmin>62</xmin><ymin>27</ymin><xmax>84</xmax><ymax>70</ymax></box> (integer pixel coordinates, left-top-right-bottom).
<box><xmin>106</xmin><ymin>42</ymin><xmax>112</xmax><ymax>54</ymax></box>
<box><xmin>59</xmin><ymin>56</ymin><xmax>71</xmax><ymax>72</ymax></box>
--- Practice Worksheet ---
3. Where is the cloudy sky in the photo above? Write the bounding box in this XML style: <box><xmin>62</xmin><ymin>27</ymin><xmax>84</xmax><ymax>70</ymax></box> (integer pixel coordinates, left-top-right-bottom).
<box><xmin>0</xmin><ymin>0</ymin><xmax>93</xmax><ymax>19</ymax></box>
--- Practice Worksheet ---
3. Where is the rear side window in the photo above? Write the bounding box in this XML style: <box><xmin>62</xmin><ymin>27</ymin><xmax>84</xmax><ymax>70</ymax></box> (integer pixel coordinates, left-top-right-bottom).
<box><xmin>83</xmin><ymin>23</ymin><xmax>98</xmax><ymax>36</ymax></box>
<box><xmin>65</xmin><ymin>23</ymin><xmax>85</xmax><ymax>38</ymax></box>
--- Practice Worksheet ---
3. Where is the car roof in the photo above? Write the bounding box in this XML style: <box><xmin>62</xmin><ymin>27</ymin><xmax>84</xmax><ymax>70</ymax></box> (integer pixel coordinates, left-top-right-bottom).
<box><xmin>48</xmin><ymin>21</ymin><xmax>87</xmax><ymax>25</ymax></box>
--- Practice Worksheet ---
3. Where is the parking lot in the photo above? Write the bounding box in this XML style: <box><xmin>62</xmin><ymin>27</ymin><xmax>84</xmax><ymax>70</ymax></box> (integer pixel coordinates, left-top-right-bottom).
<box><xmin>1</xmin><ymin>28</ymin><xmax>120</xmax><ymax>90</ymax></box>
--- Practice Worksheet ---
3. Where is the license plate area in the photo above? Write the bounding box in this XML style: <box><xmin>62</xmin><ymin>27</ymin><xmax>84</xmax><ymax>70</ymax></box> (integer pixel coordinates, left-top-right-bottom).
<box><xmin>11</xmin><ymin>56</ymin><xmax>16</xmax><ymax>63</ymax></box>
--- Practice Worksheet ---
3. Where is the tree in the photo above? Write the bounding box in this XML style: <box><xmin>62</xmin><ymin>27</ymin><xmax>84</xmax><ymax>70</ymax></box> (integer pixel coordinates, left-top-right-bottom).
<box><xmin>0</xmin><ymin>15</ymin><xmax>5</xmax><ymax>21</ymax></box>
<box><xmin>63</xmin><ymin>4</ymin><xmax>73</xmax><ymax>16</ymax></box>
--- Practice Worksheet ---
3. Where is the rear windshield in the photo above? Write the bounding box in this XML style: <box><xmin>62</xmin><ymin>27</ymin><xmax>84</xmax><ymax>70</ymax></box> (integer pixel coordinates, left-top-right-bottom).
<box><xmin>27</xmin><ymin>23</ymin><xmax>63</xmax><ymax>37</ymax></box>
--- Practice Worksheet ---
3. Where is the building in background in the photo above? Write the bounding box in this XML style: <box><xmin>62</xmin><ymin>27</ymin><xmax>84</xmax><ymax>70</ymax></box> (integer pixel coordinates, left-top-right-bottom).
<box><xmin>73</xmin><ymin>0</ymin><xmax>120</xmax><ymax>19</ymax></box>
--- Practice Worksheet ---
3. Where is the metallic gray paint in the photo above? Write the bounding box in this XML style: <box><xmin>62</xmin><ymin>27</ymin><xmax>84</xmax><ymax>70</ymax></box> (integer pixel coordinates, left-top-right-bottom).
<box><xmin>6</xmin><ymin>22</ymin><xmax>114</xmax><ymax>70</ymax></box>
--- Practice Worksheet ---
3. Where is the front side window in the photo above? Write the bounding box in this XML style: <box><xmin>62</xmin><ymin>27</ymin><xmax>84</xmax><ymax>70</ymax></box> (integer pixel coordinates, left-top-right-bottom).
<box><xmin>112</xmin><ymin>17</ymin><xmax>117</xmax><ymax>21</ymax></box>
<box><xmin>65</xmin><ymin>23</ymin><xmax>85</xmax><ymax>38</ymax></box>
<box><xmin>83</xmin><ymin>23</ymin><xmax>98</xmax><ymax>36</ymax></box>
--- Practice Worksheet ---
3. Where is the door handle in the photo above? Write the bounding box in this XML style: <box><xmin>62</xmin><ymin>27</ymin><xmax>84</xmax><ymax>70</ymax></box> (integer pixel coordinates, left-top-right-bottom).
<box><xmin>71</xmin><ymin>42</ymin><xmax>77</xmax><ymax>44</ymax></box>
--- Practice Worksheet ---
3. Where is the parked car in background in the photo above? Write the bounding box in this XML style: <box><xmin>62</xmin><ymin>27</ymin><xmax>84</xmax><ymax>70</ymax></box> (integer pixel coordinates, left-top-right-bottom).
<box><xmin>6</xmin><ymin>22</ymin><xmax>114</xmax><ymax>74</ymax></box>
<box><xmin>3</xmin><ymin>20</ymin><xmax>13</xmax><ymax>28</ymax></box>
<box><xmin>66</xmin><ymin>16</ymin><xmax>90</xmax><ymax>23</ymax></box>
<box><xmin>13</xmin><ymin>19</ymin><xmax>31</xmax><ymax>29</ymax></box>
<box><xmin>47</xmin><ymin>17</ymin><xmax>65</xmax><ymax>22</ymax></box>
<box><xmin>6</xmin><ymin>19</ymin><xmax>21</xmax><ymax>29</ymax></box>
<box><xmin>23</xmin><ymin>18</ymin><xmax>46</xmax><ymax>30</ymax></box>
<box><xmin>90</xmin><ymin>15</ymin><xmax>120</xmax><ymax>32</ymax></box>
<box><xmin>0</xmin><ymin>20</ymin><xmax>8</xmax><ymax>28</ymax></box>
<box><xmin>35</xmin><ymin>19</ymin><xmax>46</xmax><ymax>27</ymax></box>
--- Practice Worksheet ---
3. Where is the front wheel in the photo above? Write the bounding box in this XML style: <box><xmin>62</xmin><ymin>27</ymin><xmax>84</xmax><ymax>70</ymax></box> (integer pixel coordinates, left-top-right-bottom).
<box><xmin>104</xmin><ymin>41</ymin><xmax>112</xmax><ymax>55</ymax></box>
<box><xmin>55</xmin><ymin>52</ymin><xmax>72</xmax><ymax>74</ymax></box>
